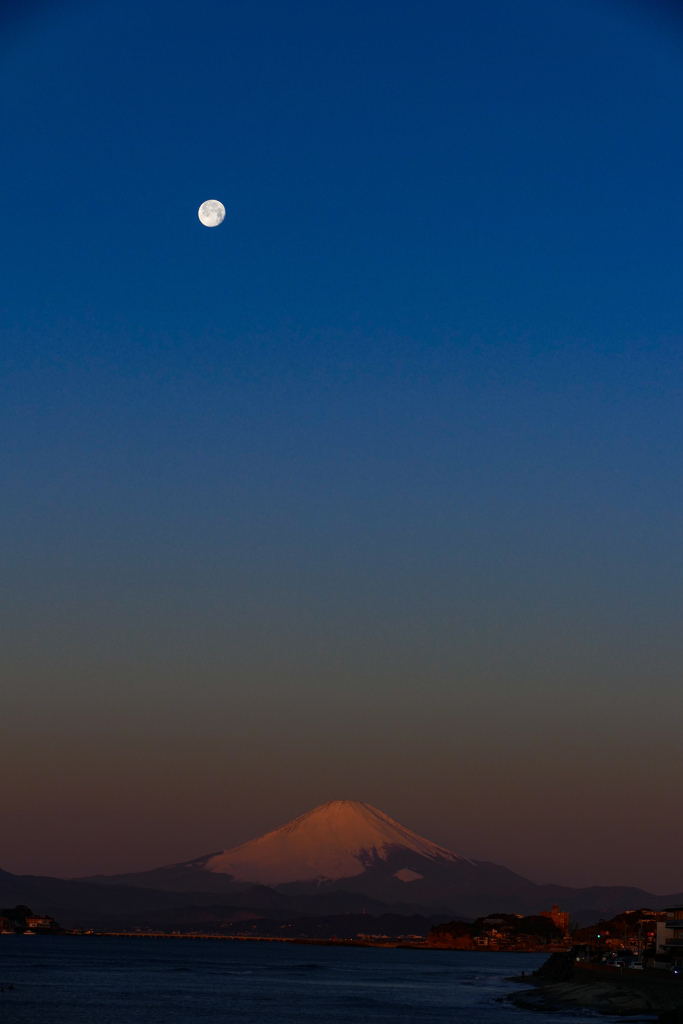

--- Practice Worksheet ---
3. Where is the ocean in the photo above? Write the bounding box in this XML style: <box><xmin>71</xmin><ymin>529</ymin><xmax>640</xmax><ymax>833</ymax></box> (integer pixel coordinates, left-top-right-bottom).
<box><xmin>0</xmin><ymin>936</ymin><xmax>605</xmax><ymax>1024</ymax></box>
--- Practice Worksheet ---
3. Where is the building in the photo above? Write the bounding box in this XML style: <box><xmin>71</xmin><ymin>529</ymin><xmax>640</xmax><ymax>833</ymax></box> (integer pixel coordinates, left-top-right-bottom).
<box><xmin>656</xmin><ymin>907</ymin><xmax>683</xmax><ymax>956</ymax></box>
<box><xmin>24</xmin><ymin>915</ymin><xmax>57</xmax><ymax>932</ymax></box>
<box><xmin>540</xmin><ymin>905</ymin><xmax>569</xmax><ymax>935</ymax></box>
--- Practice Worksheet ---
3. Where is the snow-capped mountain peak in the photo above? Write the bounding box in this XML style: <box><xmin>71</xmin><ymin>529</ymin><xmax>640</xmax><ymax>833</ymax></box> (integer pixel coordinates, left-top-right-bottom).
<box><xmin>197</xmin><ymin>800</ymin><xmax>465</xmax><ymax>885</ymax></box>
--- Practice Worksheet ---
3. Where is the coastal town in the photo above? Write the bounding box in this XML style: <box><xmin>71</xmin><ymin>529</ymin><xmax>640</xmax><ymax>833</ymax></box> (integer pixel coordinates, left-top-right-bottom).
<box><xmin>4</xmin><ymin>901</ymin><xmax>683</xmax><ymax>967</ymax></box>
<box><xmin>428</xmin><ymin>905</ymin><xmax>683</xmax><ymax>967</ymax></box>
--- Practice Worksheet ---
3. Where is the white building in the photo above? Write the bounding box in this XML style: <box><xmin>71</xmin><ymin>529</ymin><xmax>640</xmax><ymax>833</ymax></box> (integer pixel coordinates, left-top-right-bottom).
<box><xmin>656</xmin><ymin>907</ymin><xmax>683</xmax><ymax>956</ymax></box>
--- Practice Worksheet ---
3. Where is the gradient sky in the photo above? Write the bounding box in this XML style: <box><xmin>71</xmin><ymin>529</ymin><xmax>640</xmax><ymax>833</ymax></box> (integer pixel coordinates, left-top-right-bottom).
<box><xmin>1</xmin><ymin>0</ymin><xmax>683</xmax><ymax>892</ymax></box>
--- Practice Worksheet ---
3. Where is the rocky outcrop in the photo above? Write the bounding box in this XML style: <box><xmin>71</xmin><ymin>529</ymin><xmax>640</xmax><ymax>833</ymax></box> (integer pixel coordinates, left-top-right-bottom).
<box><xmin>509</xmin><ymin>953</ymin><xmax>683</xmax><ymax>1017</ymax></box>
<box><xmin>531</xmin><ymin>950</ymin><xmax>575</xmax><ymax>982</ymax></box>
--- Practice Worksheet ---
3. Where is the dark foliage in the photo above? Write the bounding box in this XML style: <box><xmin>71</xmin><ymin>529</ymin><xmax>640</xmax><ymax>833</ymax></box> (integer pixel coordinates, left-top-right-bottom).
<box><xmin>431</xmin><ymin>912</ymin><xmax>562</xmax><ymax>942</ymax></box>
<box><xmin>1</xmin><ymin>905</ymin><xmax>33</xmax><ymax>921</ymax></box>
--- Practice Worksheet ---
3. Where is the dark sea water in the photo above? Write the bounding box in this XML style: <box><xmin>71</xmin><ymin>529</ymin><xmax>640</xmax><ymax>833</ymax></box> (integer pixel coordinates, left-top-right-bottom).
<box><xmin>0</xmin><ymin>936</ymin><xmax>608</xmax><ymax>1024</ymax></box>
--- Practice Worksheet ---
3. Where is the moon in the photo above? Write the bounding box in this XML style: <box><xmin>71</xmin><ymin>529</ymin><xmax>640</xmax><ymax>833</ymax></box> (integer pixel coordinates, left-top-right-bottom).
<box><xmin>198</xmin><ymin>199</ymin><xmax>225</xmax><ymax>227</ymax></box>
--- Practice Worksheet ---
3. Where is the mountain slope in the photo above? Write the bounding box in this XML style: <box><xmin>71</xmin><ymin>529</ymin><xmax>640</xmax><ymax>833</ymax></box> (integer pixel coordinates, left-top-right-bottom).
<box><xmin>201</xmin><ymin>800</ymin><xmax>467</xmax><ymax>884</ymax></box>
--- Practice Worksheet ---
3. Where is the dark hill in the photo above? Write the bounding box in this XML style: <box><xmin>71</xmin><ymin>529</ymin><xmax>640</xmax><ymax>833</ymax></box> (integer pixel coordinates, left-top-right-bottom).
<box><xmin>0</xmin><ymin>869</ymin><xmax>438</xmax><ymax>930</ymax></box>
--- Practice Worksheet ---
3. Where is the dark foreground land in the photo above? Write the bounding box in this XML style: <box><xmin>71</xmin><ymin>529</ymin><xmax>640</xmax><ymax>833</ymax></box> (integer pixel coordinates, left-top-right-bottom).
<box><xmin>509</xmin><ymin>951</ymin><xmax>683</xmax><ymax>1018</ymax></box>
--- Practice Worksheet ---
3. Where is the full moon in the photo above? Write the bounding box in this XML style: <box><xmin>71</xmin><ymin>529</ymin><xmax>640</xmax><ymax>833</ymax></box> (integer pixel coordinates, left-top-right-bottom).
<box><xmin>198</xmin><ymin>199</ymin><xmax>225</xmax><ymax>227</ymax></box>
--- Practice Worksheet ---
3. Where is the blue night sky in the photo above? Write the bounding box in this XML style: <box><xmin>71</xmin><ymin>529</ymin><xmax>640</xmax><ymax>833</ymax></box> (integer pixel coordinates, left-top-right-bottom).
<box><xmin>1</xmin><ymin>0</ymin><xmax>682</xmax><ymax>889</ymax></box>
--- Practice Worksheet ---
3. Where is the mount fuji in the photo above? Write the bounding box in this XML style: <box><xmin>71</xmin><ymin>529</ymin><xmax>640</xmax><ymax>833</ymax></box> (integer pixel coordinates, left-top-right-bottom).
<box><xmin>197</xmin><ymin>799</ymin><xmax>466</xmax><ymax>885</ymax></box>
<box><xmin>83</xmin><ymin>800</ymin><xmax>536</xmax><ymax>912</ymax></box>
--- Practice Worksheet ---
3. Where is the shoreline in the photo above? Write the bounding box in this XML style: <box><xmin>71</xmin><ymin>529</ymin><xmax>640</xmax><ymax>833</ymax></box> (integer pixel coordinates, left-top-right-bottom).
<box><xmin>22</xmin><ymin>931</ymin><xmax>555</xmax><ymax>951</ymax></box>
<box><xmin>507</xmin><ymin>957</ymin><xmax>683</xmax><ymax>1019</ymax></box>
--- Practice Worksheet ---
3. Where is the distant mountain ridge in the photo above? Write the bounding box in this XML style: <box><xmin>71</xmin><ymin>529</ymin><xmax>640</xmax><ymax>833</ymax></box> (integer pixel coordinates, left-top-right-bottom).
<box><xmin>4</xmin><ymin>800</ymin><xmax>682</xmax><ymax>929</ymax></box>
<box><xmin>0</xmin><ymin>868</ymin><xmax>436</xmax><ymax>929</ymax></box>
<box><xmin>77</xmin><ymin>799</ymin><xmax>683</xmax><ymax>923</ymax></box>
